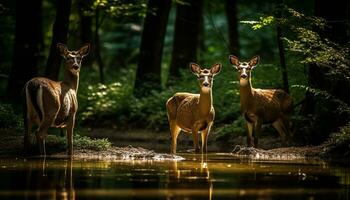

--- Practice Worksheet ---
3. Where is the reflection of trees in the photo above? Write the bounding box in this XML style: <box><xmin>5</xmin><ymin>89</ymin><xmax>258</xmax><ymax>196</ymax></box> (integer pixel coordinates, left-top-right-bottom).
<box><xmin>166</xmin><ymin>154</ymin><xmax>213</xmax><ymax>200</ymax></box>
<box><xmin>24</xmin><ymin>158</ymin><xmax>75</xmax><ymax>200</ymax></box>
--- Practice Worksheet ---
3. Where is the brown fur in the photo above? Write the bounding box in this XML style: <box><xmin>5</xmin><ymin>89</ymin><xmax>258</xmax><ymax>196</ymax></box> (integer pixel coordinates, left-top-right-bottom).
<box><xmin>230</xmin><ymin>55</ymin><xmax>293</xmax><ymax>147</ymax></box>
<box><xmin>166</xmin><ymin>63</ymin><xmax>221</xmax><ymax>154</ymax></box>
<box><xmin>24</xmin><ymin>43</ymin><xmax>89</xmax><ymax>156</ymax></box>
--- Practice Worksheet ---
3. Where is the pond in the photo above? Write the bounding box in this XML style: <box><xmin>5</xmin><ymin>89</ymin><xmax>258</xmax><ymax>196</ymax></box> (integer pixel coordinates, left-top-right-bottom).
<box><xmin>0</xmin><ymin>154</ymin><xmax>349</xmax><ymax>200</ymax></box>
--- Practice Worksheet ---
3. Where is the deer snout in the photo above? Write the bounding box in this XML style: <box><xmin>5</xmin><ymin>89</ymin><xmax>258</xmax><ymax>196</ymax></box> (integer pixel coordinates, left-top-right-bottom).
<box><xmin>203</xmin><ymin>82</ymin><xmax>210</xmax><ymax>87</ymax></box>
<box><xmin>240</xmin><ymin>73</ymin><xmax>248</xmax><ymax>79</ymax></box>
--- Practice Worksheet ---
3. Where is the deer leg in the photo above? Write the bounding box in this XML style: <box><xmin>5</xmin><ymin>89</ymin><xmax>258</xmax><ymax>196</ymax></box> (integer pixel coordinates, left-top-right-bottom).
<box><xmin>201</xmin><ymin>123</ymin><xmax>212</xmax><ymax>154</ymax></box>
<box><xmin>192</xmin><ymin>127</ymin><xmax>200</xmax><ymax>153</ymax></box>
<box><xmin>246</xmin><ymin>122</ymin><xmax>254</xmax><ymax>147</ymax></box>
<box><xmin>253</xmin><ymin>119</ymin><xmax>262</xmax><ymax>148</ymax></box>
<box><xmin>170</xmin><ymin>122</ymin><xmax>181</xmax><ymax>154</ymax></box>
<box><xmin>272</xmin><ymin>119</ymin><xmax>289</xmax><ymax>145</ymax></box>
<box><xmin>24</xmin><ymin>117</ymin><xmax>32</xmax><ymax>155</ymax></box>
<box><xmin>66</xmin><ymin>115</ymin><xmax>75</xmax><ymax>156</ymax></box>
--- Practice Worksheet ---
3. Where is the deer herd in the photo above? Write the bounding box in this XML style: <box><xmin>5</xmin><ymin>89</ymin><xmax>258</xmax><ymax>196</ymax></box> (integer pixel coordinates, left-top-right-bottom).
<box><xmin>23</xmin><ymin>43</ymin><xmax>293</xmax><ymax>156</ymax></box>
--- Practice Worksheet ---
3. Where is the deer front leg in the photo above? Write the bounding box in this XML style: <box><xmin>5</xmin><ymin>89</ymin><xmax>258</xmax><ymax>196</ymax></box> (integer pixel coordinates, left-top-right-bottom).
<box><xmin>246</xmin><ymin>121</ymin><xmax>254</xmax><ymax>147</ymax></box>
<box><xmin>66</xmin><ymin>115</ymin><xmax>75</xmax><ymax>156</ymax></box>
<box><xmin>192</xmin><ymin>126</ymin><xmax>200</xmax><ymax>153</ymax></box>
<box><xmin>201</xmin><ymin>122</ymin><xmax>212</xmax><ymax>154</ymax></box>
<box><xmin>170</xmin><ymin>122</ymin><xmax>181</xmax><ymax>154</ymax></box>
<box><xmin>253</xmin><ymin>119</ymin><xmax>262</xmax><ymax>148</ymax></box>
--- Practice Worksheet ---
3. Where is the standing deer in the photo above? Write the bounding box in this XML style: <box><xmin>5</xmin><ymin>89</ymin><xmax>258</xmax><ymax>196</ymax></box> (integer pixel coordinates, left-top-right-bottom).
<box><xmin>229</xmin><ymin>55</ymin><xmax>293</xmax><ymax>147</ymax></box>
<box><xmin>24</xmin><ymin>43</ymin><xmax>90</xmax><ymax>156</ymax></box>
<box><xmin>166</xmin><ymin>63</ymin><xmax>221</xmax><ymax>154</ymax></box>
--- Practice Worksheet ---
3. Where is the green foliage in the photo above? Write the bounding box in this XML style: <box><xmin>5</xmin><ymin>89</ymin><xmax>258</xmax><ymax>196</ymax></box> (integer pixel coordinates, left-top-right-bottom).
<box><xmin>0</xmin><ymin>103</ymin><xmax>23</xmax><ymax>130</ymax></box>
<box><xmin>324</xmin><ymin>122</ymin><xmax>350</xmax><ymax>157</ymax></box>
<box><xmin>47</xmin><ymin>133</ymin><xmax>112</xmax><ymax>151</ymax></box>
<box><xmin>79</xmin><ymin>82</ymin><xmax>132</xmax><ymax>122</ymax></box>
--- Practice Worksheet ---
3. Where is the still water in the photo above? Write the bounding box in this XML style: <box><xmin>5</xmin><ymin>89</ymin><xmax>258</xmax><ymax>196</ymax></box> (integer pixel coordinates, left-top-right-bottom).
<box><xmin>0</xmin><ymin>154</ymin><xmax>349</xmax><ymax>200</ymax></box>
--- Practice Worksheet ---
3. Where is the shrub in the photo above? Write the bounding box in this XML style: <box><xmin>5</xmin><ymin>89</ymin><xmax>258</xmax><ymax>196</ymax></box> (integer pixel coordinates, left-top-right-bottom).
<box><xmin>0</xmin><ymin>103</ymin><xmax>23</xmax><ymax>130</ymax></box>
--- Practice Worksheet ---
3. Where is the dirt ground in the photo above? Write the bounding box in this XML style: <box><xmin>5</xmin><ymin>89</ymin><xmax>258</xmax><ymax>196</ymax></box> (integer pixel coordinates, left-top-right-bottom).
<box><xmin>0</xmin><ymin>128</ymin><xmax>330</xmax><ymax>161</ymax></box>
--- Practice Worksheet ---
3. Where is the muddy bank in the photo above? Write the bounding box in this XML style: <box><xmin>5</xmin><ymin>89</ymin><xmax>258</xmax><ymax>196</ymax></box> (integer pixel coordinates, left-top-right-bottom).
<box><xmin>55</xmin><ymin>146</ymin><xmax>184</xmax><ymax>161</ymax></box>
<box><xmin>230</xmin><ymin>145</ymin><xmax>326</xmax><ymax>160</ymax></box>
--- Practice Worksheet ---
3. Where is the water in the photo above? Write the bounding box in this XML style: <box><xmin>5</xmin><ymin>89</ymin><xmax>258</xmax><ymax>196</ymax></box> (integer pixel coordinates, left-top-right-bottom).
<box><xmin>0</xmin><ymin>154</ymin><xmax>349</xmax><ymax>200</ymax></box>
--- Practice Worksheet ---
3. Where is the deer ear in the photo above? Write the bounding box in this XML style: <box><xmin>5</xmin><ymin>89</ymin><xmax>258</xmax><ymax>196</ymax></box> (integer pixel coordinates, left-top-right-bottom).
<box><xmin>190</xmin><ymin>63</ymin><xmax>201</xmax><ymax>75</ymax></box>
<box><xmin>79</xmin><ymin>43</ymin><xmax>90</xmax><ymax>57</ymax></box>
<box><xmin>210</xmin><ymin>63</ymin><xmax>221</xmax><ymax>75</ymax></box>
<box><xmin>57</xmin><ymin>43</ymin><xmax>68</xmax><ymax>59</ymax></box>
<box><xmin>249</xmin><ymin>55</ymin><xmax>260</xmax><ymax>67</ymax></box>
<box><xmin>229</xmin><ymin>55</ymin><xmax>239</xmax><ymax>69</ymax></box>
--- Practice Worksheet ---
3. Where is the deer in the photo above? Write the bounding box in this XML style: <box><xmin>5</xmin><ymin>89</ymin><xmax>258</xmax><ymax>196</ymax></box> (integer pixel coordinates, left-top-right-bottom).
<box><xmin>229</xmin><ymin>55</ymin><xmax>293</xmax><ymax>148</ymax></box>
<box><xmin>23</xmin><ymin>43</ymin><xmax>90</xmax><ymax>156</ymax></box>
<box><xmin>166</xmin><ymin>63</ymin><xmax>221</xmax><ymax>154</ymax></box>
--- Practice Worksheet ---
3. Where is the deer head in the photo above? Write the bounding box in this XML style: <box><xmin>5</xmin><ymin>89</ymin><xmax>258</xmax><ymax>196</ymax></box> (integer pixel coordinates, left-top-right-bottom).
<box><xmin>190</xmin><ymin>63</ymin><xmax>221</xmax><ymax>91</ymax></box>
<box><xmin>229</xmin><ymin>55</ymin><xmax>259</xmax><ymax>86</ymax></box>
<box><xmin>58</xmin><ymin>43</ymin><xmax>90</xmax><ymax>74</ymax></box>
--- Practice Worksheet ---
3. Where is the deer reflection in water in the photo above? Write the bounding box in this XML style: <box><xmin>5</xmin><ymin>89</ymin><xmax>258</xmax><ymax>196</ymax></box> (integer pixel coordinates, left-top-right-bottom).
<box><xmin>167</xmin><ymin>154</ymin><xmax>213</xmax><ymax>200</ymax></box>
<box><xmin>24</xmin><ymin>158</ymin><xmax>75</xmax><ymax>200</ymax></box>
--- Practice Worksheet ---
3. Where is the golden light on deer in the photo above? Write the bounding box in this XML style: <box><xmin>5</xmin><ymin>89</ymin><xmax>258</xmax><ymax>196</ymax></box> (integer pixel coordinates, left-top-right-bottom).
<box><xmin>229</xmin><ymin>55</ymin><xmax>293</xmax><ymax>148</ymax></box>
<box><xmin>24</xmin><ymin>43</ymin><xmax>90</xmax><ymax>156</ymax></box>
<box><xmin>166</xmin><ymin>63</ymin><xmax>221</xmax><ymax>154</ymax></box>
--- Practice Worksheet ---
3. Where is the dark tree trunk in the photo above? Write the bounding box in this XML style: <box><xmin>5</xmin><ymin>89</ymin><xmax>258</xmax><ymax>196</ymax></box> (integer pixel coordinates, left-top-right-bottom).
<box><xmin>45</xmin><ymin>0</ymin><xmax>72</xmax><ymax>81</ymax></box>
<box><xmin>134</xmin><ymin>0</ymin><xmax>172</xmax><ymax>96</ymax></box>
<box><xmin>275</xmin><ymin>0</ymin><xmax>289</xmax><ymax>93</ymax></box>
<box><xmin>7</xmin><ymin>0</ymin><xmax>43</xmax><ymax>101</ymax></box>
<box><xmin>169</xmin><ymin>0</ymin><xmax>204</xmax><ymax>78</ymax></box>
<box><xmin>78</xmin><ymin>0</ymin><xmax>93</xmax><ymax>68</ymax></box>
<box><xmin>95</xmin><ymin>9</ymin><xmax>104</xmax><ymax>83</ymax></box>
<box><xmin>225</xmin><ymin>0</ymin><xmax>240</xmax><ymax>56</ymax></box>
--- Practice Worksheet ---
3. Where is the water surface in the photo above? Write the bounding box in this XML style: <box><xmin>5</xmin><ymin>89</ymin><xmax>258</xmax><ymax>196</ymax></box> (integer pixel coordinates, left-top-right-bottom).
<box><xmin>0</xmin><ymin>154</ymin><xmax>349</xmax><ymax>200</ymax></box>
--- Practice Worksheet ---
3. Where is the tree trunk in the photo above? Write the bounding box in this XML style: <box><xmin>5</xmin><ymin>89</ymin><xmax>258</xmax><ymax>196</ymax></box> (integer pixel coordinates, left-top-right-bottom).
<box><xmin>45</xmin><ymin>0</ymin><xmax>72</xmax><ymax>81</ymax></box>
<box><xmin>169</xmin><ymin>0</ymin><xmax>204</xmax><ymax>78</ymax></box>
<box><xmin>225</xmin><ymin>0</ymin><xmax>240</xmax><ymax>56</ymax></box>
<box><xmin>95</xmin><ymin>9</ymin><xmax>105</xmax><ymax>83</ymax></box>
<box><xmin>134</xmin><ymin>0</ymin><xmax>172</xmax><ymax>96</ymax></box>
<box><xmin>7</xmin><ymin>0</ymin><xmax>43</xmax><ymax>101</ymax></box>
<box><xmin>78</xmin><ymin>0</ymin><xmax>93</xmax><ymax>68</ymax></box>
<box><xmin>275</xmin><ymin>0</ymin><xmax>289</xmax><ymax>93</ymax></box>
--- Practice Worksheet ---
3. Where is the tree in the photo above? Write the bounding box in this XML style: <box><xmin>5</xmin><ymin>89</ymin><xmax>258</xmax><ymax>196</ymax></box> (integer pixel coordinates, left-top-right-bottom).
<box><xmin>45</xmin><ymin>0</ymin><xmax>72</xmax><ymax>80</ymax></box>
<box><xmin>225</xmin><ymin>0</ymin><xmax>240</xmax><ymax>56</ymax></box>
<box><xmin>7</xmin><ymin>0</ymin><xmax>43</xmax><ymax>101</ymax></box>
<box><xmin>275</xmin><ymin>0</ymin><xmax>289</xmax><ymax>93</ymax></box>
<box><xmin>78</xmin><ymin>0</ymin><xmax>93</xmax><ymax>68</ymax></box>
<box><xmin>169</xmin><ymin>0</ymin><xmax>204</xmax><ymax>78</ymax></box>
<box><xmin>134</xmin><ymin>0</ymin><xmax>172</xmax><ymax>96</ymax></box>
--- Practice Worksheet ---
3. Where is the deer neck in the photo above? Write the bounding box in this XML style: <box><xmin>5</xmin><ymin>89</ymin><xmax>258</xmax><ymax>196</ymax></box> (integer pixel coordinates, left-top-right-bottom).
<box><xmin>239</xmin><ymin>78</ymin><xmax>254</xmax><ymax>112</ymax></box>
<box><xmin>199</xmin><ymin>87</ymin><xmax>212</xmax><ymax>115</ymax></box>
<box><xmin>63</xmin><ymin>69</ymin><xmax>79</xmax><ymax>92</ymax></box>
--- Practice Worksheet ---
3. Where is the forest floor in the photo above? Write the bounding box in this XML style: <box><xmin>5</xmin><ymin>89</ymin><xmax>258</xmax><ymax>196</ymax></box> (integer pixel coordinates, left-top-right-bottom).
<box><xmin>0</xmin><ymin>127</ymin><xmax>332</xmax><ymax>161</ymax></box>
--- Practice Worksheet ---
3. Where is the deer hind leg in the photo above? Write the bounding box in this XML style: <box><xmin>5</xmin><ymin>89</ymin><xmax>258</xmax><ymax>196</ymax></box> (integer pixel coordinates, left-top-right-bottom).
<box><xmin>170</xmin><ymin>122</ymin><xmax>181</xmax><ymax>154</ymax></box>
<box><xmin>253</xmin><ymin>119</ymin><xmax>262</xmax><ymax>148</ymax></box>
<box><xmin>246</xmin><ymin>122</ymin><xmax>254</xmax><ymax>147</ymax></box>
<box><xmin>192</xmin><ymin>126</ymin><xmax>200</xmax><ymax>153</ymax></box>
<box><xmin>272</xmin><ymin>118</ymin><xmax>290</xmax><ymax>145</ymax></box>
<box><xmin>24</xmin><ymin>116</ymin><xmax>32</xmax><ymax>155</ymax></box>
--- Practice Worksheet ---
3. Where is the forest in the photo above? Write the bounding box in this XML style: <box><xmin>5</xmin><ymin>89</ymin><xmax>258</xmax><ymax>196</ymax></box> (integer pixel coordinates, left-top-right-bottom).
<box><xmin>0</xmin><ymin>0</ymin><xmax>350</xmax><ymax>157</ymax></box>
<box><xmin>0</xmin><ymin>0</ymin><xmax>350</xmax><ymax>199</ymax></box>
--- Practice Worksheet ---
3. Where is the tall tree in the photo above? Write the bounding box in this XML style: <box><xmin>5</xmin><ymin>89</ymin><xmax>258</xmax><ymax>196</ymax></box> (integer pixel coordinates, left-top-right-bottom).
<box><xmin>45</xmin><ymin>0</ymin><xmax>72</xmax><ymax>80</ymax></box>
<box><xmin>275</xmin><ymin>0</ymin><xmax>289</xmax><ymax>93</ymax></box>
<box><xmin>78</xmin><ymin>0</ymin><xmax>93</xmax><ymax>68</ymax></box>
<box><xmin>7</xmin><ymin>0</ymin><xmax>43</xmax><ymax>101</ymax></box>
<box><xmin>225</xmin><ymin>0</ymin><xmax>240</xmax><ymax>56</ymax></box>
<box><xmin>134</xmin><ymin>0</ymin><xmax>172</xmax><ymax>96</ymax></box>
<box><xmin>169</xmin><ymin>0</ymin><xmax>204</xmax><ymax>78</ymax></box>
